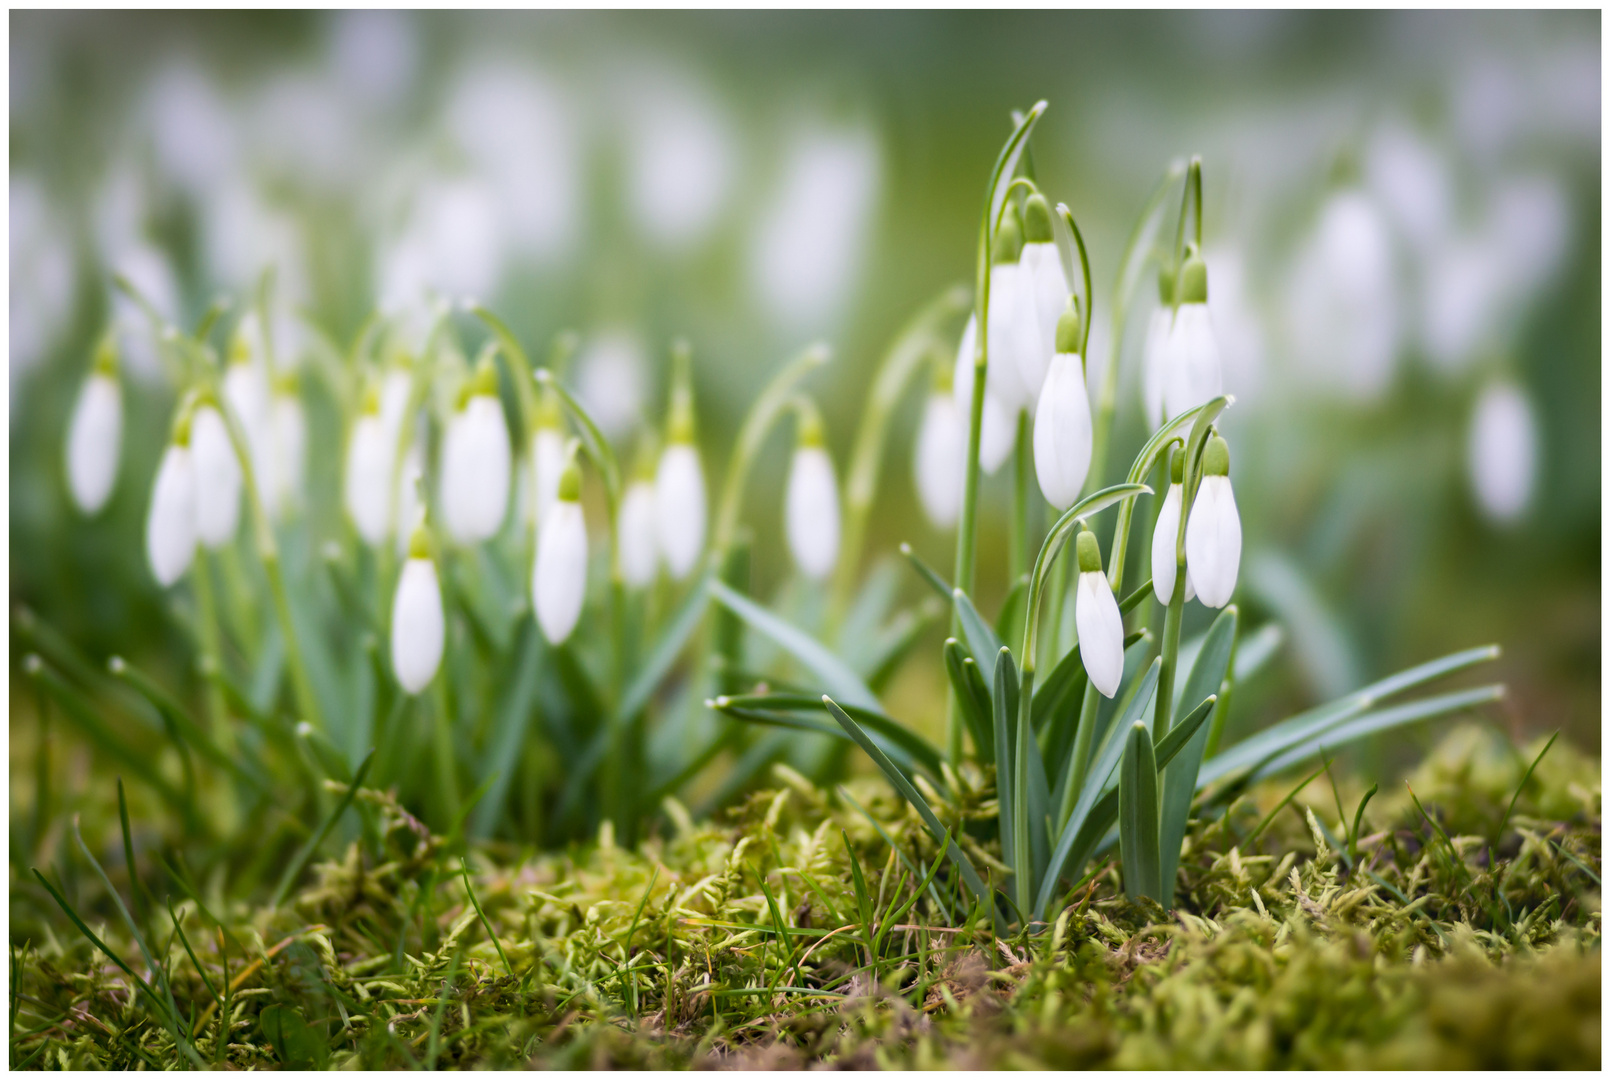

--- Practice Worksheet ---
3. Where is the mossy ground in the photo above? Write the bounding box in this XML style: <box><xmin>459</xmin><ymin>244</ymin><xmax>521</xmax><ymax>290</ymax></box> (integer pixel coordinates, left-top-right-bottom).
<box><xmin>10</xmin><ymin>725</ymin><xmax>1600</xmax><ymax>1069</ymax></box>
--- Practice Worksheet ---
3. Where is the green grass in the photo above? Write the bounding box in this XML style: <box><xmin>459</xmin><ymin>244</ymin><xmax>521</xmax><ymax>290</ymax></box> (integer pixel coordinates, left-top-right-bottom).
<box><xmin>9</xmin><ymin>724</ymin><xmax>1599</xmax><ymax>1069</ymax></box>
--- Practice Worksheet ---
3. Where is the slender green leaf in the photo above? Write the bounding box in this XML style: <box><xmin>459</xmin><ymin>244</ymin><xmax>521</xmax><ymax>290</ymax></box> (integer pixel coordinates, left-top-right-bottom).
<box><xmin>943</xmin><ymin>639</ymin><xmax>993</xmax><ymax>764</ymax></box>
<box><xmin>710</xmin><ymin>693</ymin><xmax>942</xmax><ymax>781</ymax></box>
<box><xmin>1496</xmin><ymin>730</ymin><xmax>1559</xmax><ymax>848</ymax></box>
<box><xmin>993</xmin><ymin>648</ymin><xmax>1018</xmax><ymax>873</ymax></box>
<box><xmin>841</xmin><ymin>829</ymin><xmax>874</xmax><ymax>961</ymax></box>
<box><xmin>898</xmin><ymin>542</ymin><xmax>952</xmax><ymax>603</ymax></box>
<box><xmin>710</xmin><ymin>580</ymin><xmax>878</xmax><ymax>710</ymax></box>
<box><xmin>994</xmin><ymin>576</ymin><xmax>1029</xmax><ymax>653</ymax></box>
<box><xmin>955</xmin><ymin>588</ymin><xmax>1004</xmax><ymax>692</ymax></box>
<box><xmin>838</xmin><ymin>786</ymin><xmax>953</xmax><ymax>926</ymax></box>
<box><xmin>616</xmin><ymin>571</ymin><xmax>713</xmax><ymax>723</ymax></box>
<box><xmin>1159</xmin><ymin>606</ymin><xmax>1237</xmax><ymax>906</ymax></box>
<box><xmin>1118</xmin><ymin>721</ymin><xmax>1161</xmax><ymax>901</ymax></box>
<box><xmin>270</xmin><ymin>751</ymin><xmax>375</xmax><ymax>909</ymax></box>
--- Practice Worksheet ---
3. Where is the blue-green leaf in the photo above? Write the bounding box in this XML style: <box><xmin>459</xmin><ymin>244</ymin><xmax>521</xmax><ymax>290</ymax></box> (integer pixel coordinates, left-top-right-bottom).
<box><xmin>710</xmin><ymin>581</ymin><xmax>877</xmax><ymax>710</ymax></box>
<box><xmin>1159</xmin><ymin>606</ymin><xmax>1237</xmax><ymax>906</ymax></box>
<box><xmin>1118</xmin><ymin>720</ymin><xmax>1161</xmax><ymax>901</ymax></box>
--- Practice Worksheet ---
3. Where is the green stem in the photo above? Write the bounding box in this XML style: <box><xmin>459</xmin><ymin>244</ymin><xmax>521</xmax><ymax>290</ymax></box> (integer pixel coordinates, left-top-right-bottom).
<box><xmin>190</xmin><ymin>555</ymin><xmax>233</xmax><ymax>752</ymax></box>
<box><xmin>1012</xmin><ymin>670</ymin><xmax>1036</xmax><ymax>919</ymax></box>
<box><xmin>827</xmin><ymin>284</ymin><xmax>971</xmax><ymax>634</ymax></box>
<box><xmin>431</xmin><ymin>672</ymin><xmax>460</xmax><ymax>831</ymax></box>
<box><xmin>1059</xmin><ymin>683</ymin><xmax>1101</xmax><ymax>830</ymax></box>
<box><xmin>1010</xmin><ymin>414</ymin><xmax>1031</xmax><ymax>584</ymax></box>
<box><xmin>1155</xmin><ymin>570</ymin><xmax>1186</xmax><ymax>736</ymax></box>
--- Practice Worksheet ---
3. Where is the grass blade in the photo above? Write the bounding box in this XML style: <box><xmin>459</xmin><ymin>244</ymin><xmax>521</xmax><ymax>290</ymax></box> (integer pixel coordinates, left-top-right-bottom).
<box><xmin>898</xmin><ymin>542</ymin><xmax>953</xmax><ymax>603</ymax></box>
<box><xmin>1118</xmin><ymin>720</ymin><xmax>1161</xmax><ymax>901</ymax></box>
<box><xmin>839</xmin><ymin>786</ymin><xmax>953</xmax><ymax>926</ymax></box>
<box><xmin>711</xmin><ymin>692</ymin><xmax>942</xmax><ymax>780</ymax></box>
<box><xmin>993</xmin><ymin>648</ymin><xmax>1018</xmax><ymax>874</ymax></box>
<box><xmin>710</xmin><ymin>580</ymin><xmax>878</xmax><ymax>710</ymax></box>
<box><xmin>270</xmin><ymin>750</ymin><xmax>376</xmax><ymax>909</ymax></box>
<box><xmin>1495</xmin><ymin>730</ymin><xmax>1559</xmax><ymax>849</ymax></box>
<box><xmin>841</xmin><ymin>829</ymin><xmax>875</xmax><ymax>965</ymax></box>
<box><xmin>460</xmin><ymin>858</ymin><xmax>514</xmax><ymax>979</ymax></box>
<box><xmin>953</xmin><ymin>588</ymin><xmax>1004</xmax><ymax>692</ymax></box>
<box><xmin>943</xmin><ymin>639</ymin><xmax>993</xmax><ymax>764</ymax></box>
<box><xmin>616</xmin><ymin>570</ymin><xmax>713</xmax><ymax>723</ymax></box>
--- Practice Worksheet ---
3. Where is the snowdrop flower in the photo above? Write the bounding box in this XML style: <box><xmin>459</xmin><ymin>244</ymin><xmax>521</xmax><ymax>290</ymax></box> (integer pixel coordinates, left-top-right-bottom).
<box><xmin>533</xmin><ymin>459</ymin><xmax>588</xmax><ymax>644</ymax></box>
<box><xmin>146</xmin><ymin>410</ymin><xmax>197</xmax><ymax>587</ymax></box>
<box><xmin>984</xmin><ymin>212</ymin><xmax>1037</xmax><ymax>413</ymax></box>
<box><xmin>191</xmin><ymin>402</ymin><xmax>242</xmax><ymax>550</ymax></box>
<box><xmin>65</xmin><ymin>333</ymin><xmax>123</xmax><ymax>515</ymax></box>
<box><xmin>267</xmin><ymin>374</ymin><xmax>306</xmax><ymax>518</ymax></box>
<box><xmin>1074</xmin><ymin>527</ymin><xmax>1124</xmax><ymax>698</ymax></box>
<box><xmin>1286</xmin><ymin>189</ymin><xmax>1399</xmax><ymax>397</ymax></box>
<box><xmin>1140</xmin><ymin>268</ymin><xmax>1174</xmax><ymax>430</ymax></box>
<box><xmin>913</xmin><ymin>362</ymin><xmax>965</xmax><ymax>529</ymax></box>
<box><xmin>439</xmin><ymin>358</ymin><xmax>511</xmax><ymax>545</ymax></box>
<box><xmin>222</xmin><ymin>324</ymin><xmax>273</xmax><ymax>501</ymax></box>
<box><xmin>1161</xmin><ymin>244</ymin><xmax>1224</xmax><ymax>422</ymax></box>
<box><xmin>1150</xmin><ymin>450</ymin><xmax>1195</xmax><ymax>605</ymax></box>
<box><xmin>784</xmin><ymin>404</ymin><xmax>841</xmax><ymax>580</ymax></box>
<box><xmin>393</xmin><ymin>437</ymin><xmax>426</xmax><ymax>558</ymax></box>
<box><xmin>345</xmin><ymin>384</ymin><xmax>394</xmax><ymax>546</ymax></box>
<box><xmin>390</xmin><ymin>519</ymin><xmax>444</xmax><ymax>694</ymax></box>
<box><xmin>950</xmin><ymin>313</ymin><xmax>1016</xmax><ymax>475</ymax></box>
<box><xmin>1184</xmin><ymin>433</ymin><xmax>1241</xmax><ymax>609</ymax></box>
<box><xmin>1032</xmin><ymin>299</ymin><xmax>1093</xmax><ymax>510</ymax></box>
<box><xmin>619</xmin><ymin>441</ymin><xmax>661</xmax><ymax>589</ymax></box>
<box><xmin>529</xmin><ymin>386</ymin><xmax>567</xmax><ymax>529</ymax></box>
<box><xmin>1016</xmin><ymin>194</ymin><xmax>1070</xmax><ymax>398</ymax></box>
<box><xmin>1467</xmin><ymin>379</ymin><xmax>1537</xmax><ymax>524</ymax></box>
<box><xmin>655</xmin><ymin>371</ymin><xmax>707</xmax><ymax>580</ymax></box>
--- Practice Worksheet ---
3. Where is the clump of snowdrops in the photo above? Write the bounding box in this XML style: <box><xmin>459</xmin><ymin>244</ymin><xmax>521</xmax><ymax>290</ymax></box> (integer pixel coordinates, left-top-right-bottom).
<box><xmin>36</xmin><ymin>101</ymin><xmax>1504</xmax><ymax>940</ymax></box>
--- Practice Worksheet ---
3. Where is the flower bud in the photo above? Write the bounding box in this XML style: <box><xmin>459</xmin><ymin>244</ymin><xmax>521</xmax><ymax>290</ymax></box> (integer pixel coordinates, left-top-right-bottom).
<box><xmin>530</xmin><ymin>385</ymin><xmax>566</xmax><ymax>527</ymax></box>
<box><xmin>1016</xmin><ymin>194</ymin><xmax>1070</xmax><ymax>399</ymax></box>
<box><xmin>533</xmin><ymin>461</ymin><xmax>588</xmax><ymax>644</ymax></box>
<box><xmin>345</xmin><ymin>385</ymin><xmax>394</xmax><ymax>546</ymax></box>
<box><xmin>1074</xmin><ymin>528</ymin><xmax>1124</xmax><ymax>698</ymax></box>
<box><xmin>1184</xmin><ymin>433</ymin><xmax>1240</xmax><ymax>608</ymax></box>
<box><xmin>914</xmin><ymin>363</ymin><xmax>965</xmax><ymax>529</ymax></box>
<box><xmin>1467</xmin><ymin>379</ymin><xmax>1537</xmax><ymax>524</ymax></box>
<box><xmin>146</xmin><ymin>421</ymin><xmax>198</xmax><ymax>587</ymax></box>
<box><xmin>65</xmin><ymin>333</ymin><xmax>122</xmax><ymax>515</ymax></box>
<box><xmin>655</xmin><ymin>364</ymin><xmax>706</xmax><ymax>580</ymax></box>
<box><xmin>784</xmin><ymin>406</ymin><xmax>841</xmax><ymax>580</ymax></box>
<box><xmin>440</xmin><ymin>358</ymin><xmax>511</xmax><ymax>544</ymax></box>
<box><xmin>390</xmin><ymin>523</ymin><xmax>444</xmax><ymax>695</ymax></box>
<box><xmin>619</xmin><ymin>438</ymin><xmax>661</xmax><ymax>588</ymax></box>
<box><xmin>1151</xmin><ymin>450</ymin><xmax>1195</xmax><ymax>605</ymax></box>
<box><xmin>1032</xmin><ymin>299</ymin><xmax>1093</xmax><ymax>510</ymax></box>
<box><xmin>1161</xmin><ymin>245</ymin><xmax>1224</xmax><ymax>422</ymax></box>
<box><xmin>191</xmin><ymin>403</ymin><xmax>242</xmax><ymax>549</ymax></box>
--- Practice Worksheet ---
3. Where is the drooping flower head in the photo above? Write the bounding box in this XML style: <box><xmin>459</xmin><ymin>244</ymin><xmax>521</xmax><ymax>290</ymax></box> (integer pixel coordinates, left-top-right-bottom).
<box><xmin>191</xmin><ymin>398</ymin><xmax>242</xmax><ymax>550</ymax></box>
<box><xmin>1032</xmin><ymin>296</ymin><xmax>1093</xmax><ymax>510</ymax></box>
<box><xmin>1016</xmin><ymin>192</ymin><xmax>1070</xmax><ymax>398</ymax></box>
<box><xmin>147</xmin><ymin>400</ymin><xmax>198</xmax><ymax>587</ymax></box>
<box><xmin>345</xmin><ymin>378</ymin><xmax>395</xmax><ymax>546</ymax></box>
<box><xmin>529</xmin><ymin>382</ymin><xmax>567</xmax><ymax>528</ymax></box>
<box><xmin>440</xmin><ymin>353</ymin><xmax>512</xmax><ymax>544</ymax></box>
<box><xmin>1161</xmin><ymin>244</ymin><xmax>1223</xmax><ymax>423</ymax></box>
<box><xmin>391</xmin><ymin>510</ymin><xmax>445</xmax><ymax>695</ymax></box>
<box><xmin>620</xmin><ymin>433</ymin><xmax>661</xmax><ymax>588</ymax></box>
<box><xmin>1074</xmin><ymin>526</ymin><xmax>1124</xmax><ymax>698</ymax></box>
<box><xmin>1151</xmin><ymin>447</ymin><xmax>1195</xmax><ymax>605</ymax></box>
<box><xmin>784</xmin><ymin>400</ymin><xmax>841</xmax><ymax>581</ymax></box>
<box><xmin>984</xmin><ymin>207</ymin><xmax>1036</xmax><ymax>414</ymax></box>
<box><xmin>533</xmin><ymin>454</ymin><xmax>588</xmax><ymax>644</ymax></box>
<box><xmin>66</xmin><ymin>330</ymin><xmax>123</xmax><ymax>515</ymax></box>
<box><xmin>914</xmin><ymin>354</ymin><xmax>965</xmax><ymax>529</ymax></box>
<box><xmin>1184</xmin><ymin>431</ymin><xmax>1240</xmax><ymax>609</ymax></box>
<box><xmin>655</xmin><ymin>346</ymin><xmax>707</xmax><ymax>580</ymax></box>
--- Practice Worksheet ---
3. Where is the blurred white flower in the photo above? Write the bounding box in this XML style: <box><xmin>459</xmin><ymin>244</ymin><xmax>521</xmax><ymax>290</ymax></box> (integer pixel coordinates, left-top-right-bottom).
<box><xmin>223</xmin><ymin>345</ymin><xmax>273</xmax><ymax>508</ymax></box>
<box><xmin>1490</xmin><ymin>174</ymin><xmax>1571</xmax><ymax>302</ymax></box>
<box><xmin>950</xmin><ymin>313</ymin><xmax>1016</xmax><ymax>475</ymax></box>
<box><xmin>393</xmin><ymin>437</ymin><xmax>425</xmax><ymax>557</ymax></box>
<box><xmin>1453</xmin><ymin>57</ymin><xmax>1524</xmax><ymax>164</ymax></box>
<box><xmin>655</xmin><ymin>442</ymin><xmax>706</xmax><ymax>580</ymax></box>
<box><xmin>622</xmin><ymin>69</ymin><xmax>735</xmax><ymax>249</ymax></box>
<box><xmin>1365</xmin><ymin>120</ymin><xmax>1453</xmax><ymax>257</ymax></box>
<box><xmin>531</xmin><ymin>425</ymin><xmax>567</xmax><ymax>529</ymax></box>
<box><xmin>110</xmin><ymin>243</ymin><xmax>182</xmax><ymax>383</ymax></box>
<box><xmin>913</xmin><ymin>387</ymin><xmax>965</xmax><ymax>529</ymax></box>
<box><xmin>328</xmin><ymin>10</ymin><xmax>419</xmax><ymax>109</ymax></box>
<box><xmin>785</xmin><ymin>441</ymin><xmax>841</xmax><ymax>581</ymax></box>
<box><xmin>251</xmin><ymin>72</ymin><xmax>360</xmax><ymax>190</ymax></box>
<box><xmin>346</xmin><ymin>399</ymin><xmax>394</xmax><ymax>546</ymax></box>
<box><xmin>1140</xmin><ymin>302</ymin><xmax>1172</xmax><ymax>431</ymax></box>
<box><xmin>391</xmin><ymin>550</ymin><xmax>444</xmax><ymax>694</ymax></box>
<box><xmin>146</xmin><ymin>59</ymin><xmax>237</xmax><ymax>194</ymax></box>
<box><xmin>1184</xmin><ymin>435</ymin><xmax>1241</xmax><ymax>609</ymax></box>
<box><xmin>533</xmin><ymin>466</ymin><xmax>588</xmax><ymax>644</ymax></box>
<box><xmin>1073</xmin><ymin>529</ymin><xmax>1123</xmax><ymax>698</ymax></box>
<box><xmin>1203</xmin><ymin>244</ymin><xmax>1265</xmax><ymax>413</ymax></box>
<box><xmin>439</xmin><ymin>375</ymin><xmax>511</xmax><ymax>545</ymax></box>
<box><xmin>575</xmin><ymin>330</ymin><xmax>647</xmax><ymax>442</ymax></box>
<box><xmin>1421</xmin><ymin>233</ymin><xmax>1506</xmax><ymax>373</ymax></box>
<box><xmin>146</xmin><ymin>440</ymin><xmax>197</xmax><ymax>587</ymax></box>
<box><xmin>1015</xmin><ymin>194</ymin><xmax>1069</xmax><ymax>398</ymax></box>
<box><xmin>750</xmin><ymin>124</ymin><xmax>880</xmax><ymax>330</ymax></box>
<box><xmin>192</xmin><ymin>404</ymin><xmax>243</xmax><ymax>549</ymax></box>
<box><xmin>1467</xmin><ymin>379</ymin><xmax>1537</xmax><ymax>524</ymax></box>
<box><xmin>1160</xmin><ymin>250</ymin><xmax>1223</xmax><ymax>421</ymax></box>
<box><xmin>1285</xmin><ymin>189</ymin><xmax>1399</xmax><ymax>399</ymax></box>
<box><xmin>619</xmin><ymin>479</ymin><xmax>660</xmax><ymax>588</ymax></box>
<box><xmin>65</xmin><ymin>355</ymin><xmax>122</xmax><ymax>516</ymax></box>
<box><xmin>203</xmin><ymin>177</ymin><xmax>310</xmax><ymax>303</ymax></box>
<box><xmin>1032</xmin><ymin>306</ymin><xmax>1092</xmax><ymax>511</ymax></box>
<box><xmin>268</xmin><ymin>386</ymin><xmax>306</xmax><ymax>519</ymax></box>
<box><xmin>380</xmin><ymin>177</ymin><xmax>504</xmax><ymax>308</ymax></box>
<box><xmin>447</xmin><ymin>62</ymin><xmax>579</xmax><ymax>263</ymax></box>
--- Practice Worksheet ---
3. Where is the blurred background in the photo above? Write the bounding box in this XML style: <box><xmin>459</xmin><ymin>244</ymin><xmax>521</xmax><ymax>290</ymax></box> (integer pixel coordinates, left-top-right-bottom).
<box><xmin>10</xmin><ymin>10</ymin><xmax>1599</xmax><ymax>780</ymax></box>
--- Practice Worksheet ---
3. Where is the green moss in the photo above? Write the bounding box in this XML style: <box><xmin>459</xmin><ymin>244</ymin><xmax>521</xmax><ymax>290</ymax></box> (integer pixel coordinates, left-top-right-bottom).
<box><xmin>10</xmin><ymin>729</ymin><xmax>1600</xmax><ymax>1069</ymax></box>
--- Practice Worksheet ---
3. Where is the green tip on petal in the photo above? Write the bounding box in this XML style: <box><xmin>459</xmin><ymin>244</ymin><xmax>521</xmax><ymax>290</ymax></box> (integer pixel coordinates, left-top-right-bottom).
<box><xmin>1202</xmin><ymin>433</ymin><xmax>1230</xmax><ymax>477</ymax></box>
<box><xmin>993</xmin><ymin>210</ymin><xmax>1024</xmax><ymax>264</ymax></box>
<box><xmin>795</xmin><ymin>402</ymin><xmax>826</xmax><ymax>448</ymax></box>
<box><xmin>1170</xmin><ymin>446</ymin><xmax>1185</xmax><ymax>484</ymax></box>
<box><xmin>1055</xmin><ymin>297</ymin><xmax>1083</xmax><ymax>355</ymax></box>
<box><xmin>1178</xmin><ymin>244</ymin><xmax>1208</xmax><ymax>305</ymax></box>
<box><xmin>172</xmin><ymin>400</ymin><xmax>195</xmax><ymax>447</ymax></box>
<box><xmin>407</xmin><ymin>519</ymin><xmax>432</xmax><ymax>561</ymax></box>
<box><xmin>1075</xmin><ymin>527</ymin><xmax>1103</xmax><ymax>574</ymax></box>
<box><xmin>536</xmin><ymin>383</ymin><xmax>564</xmax><ymax>429</ymax></box>
<box><xmin>1157</xmin><ymin>264</ymin><xmax>1176</xmax><ymax>305</ymax></box>
<box><xmin>92</xmin><ymin>331</ymin><xmax>119</xmax><ymax>377</ymax></box>
<box><xmin>470</xmin><ymin>354</ymin><xmax>500</xmax><ymax>396</ymax></box>
<box><xmin>361</xmin><ymin>381</ymin><xmax>382</xmax><ymax>416</ymax></box>
<box><xmin>558</xmin><ymin>460</ymin><xmax>583</xmax><ymax>502</ymax></box>
<box><xmin>1023</xmin><ymin>193</ymin><xmax>1053</xmax><ymax>244</ymax></box>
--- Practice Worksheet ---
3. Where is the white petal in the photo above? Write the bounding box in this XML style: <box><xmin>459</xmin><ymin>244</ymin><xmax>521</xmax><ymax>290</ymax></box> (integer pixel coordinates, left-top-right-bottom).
<box><xmin>1467</xmin><ymin>380</ymin><xmax>1537</xmax><ymax>522</ymax></box>
<box><xmin>654</xmin><ymin>443</ymin><xmax>707</xmax><ymax>580</ymax></box>
<box><xmin>1162</xmin><ymin>303</ymin><xmax>1223</xmax><ymax>422</ymax></box>
<box><xmin>379</xmin><ymin>368</ymin><xmax>412</xmax><ymax>438</ymax></box>
<box><xmin>914</xmin><ymin>392</ymin><xmax>964</xmax><ymax>528</ymax></box>
<box><xmin>1151</xmin><ymin>483</ymin><xmax>1182</xmax><ymax>605</ymax></box>
<box><xmin>619</xmin><ymin>481</ymin><xmax>660</xmax><ymax>587</ymax></box>
<box><xmin>191</xmin><ymin>405</ymin><xmax>242</xmax><ymax>548</ymax></box>
<box><xmin>533</xmin><ymin>500</ymin><xmax>588</xmax><ymax>643</ymax></box>
<box><xmin>440</xmin><ymin>395</ymin><xmax>510</xmax><ymax>544</ymax></box>
<box><xmin>531</xmin><ymin>428</ymin><xmax>566</xmax><ymax>527</ymax></box>
<box><xmin>268</xmin><ymin>394</ymin><xmax>306</xmax><ymax>518</ymax></box>
<box><xmin>1141</xmin><ymin>307</ymin><xmax>1171</xmax><ymax>430</ymax></box>
<box><xmin>1031</xmin><ymin>352</ymin><xmax>1093</xmax><ymax>510</ymax></box>
<box><xmin>1185</xmin><ymin>475</ymin><xmax>1241</xmax><ymax>608</ymax></box>
<box><xmin>1076</xmin><ymin>570</ymin><xmax>1125</xmax><ymax>698</ymax></box>
<box><xmin>146</xmin><ymin>444</ymin><xmax>196</xmax><ymax>586</ymax></box>
<box><xmin>390</xmin><ymin>557</ymin><xmax>444</xmax><ymax>694</ymax></box>
<box><xmin>951</xmin><ymin>316</ymin><xmax>1018</xmax><ymax>474</ymax></box>
<box><xmin>1016</xmin><ymin>241</ymin><xmax>1067</xmax><ymax>397</ymax></box>
<box><xmin>66</xmin><ymin>373</ymin><xmax>122</xmax><ymax>514</ymax></box>
<box><xmin>393</xmin><ymin>440</ymin><xmax>425</xmax><ymax>556</ymax></box>
<box><xmin>345</xmin><ymin>414</ymin><xmax>393</xmax><ymax>545</ymax></box>
<box><xmin>985</xmin><ymin>262</ymin><xmax>1033</xmax><ymax>412</ymax></box>
<box><xmin>785</xmin><ymin>446</ymin><xmax>840</xmax><ymax>580</ymax></box>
